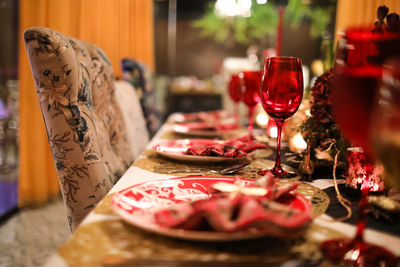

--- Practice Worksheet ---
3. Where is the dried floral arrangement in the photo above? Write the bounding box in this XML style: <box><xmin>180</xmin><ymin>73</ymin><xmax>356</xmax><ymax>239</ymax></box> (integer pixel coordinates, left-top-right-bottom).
<box><xmin>298</xmin><ymin>5</ymin><xmax>400</xmax><ymax>222</ymax></box>
<box><xmin>299</xmin><ymin>5</ymin><xmax>400</xmax><ymax>176</ymax></box>
<box><xmin>300</xmin><ymin>69</ymin><xmax>349</xmax><ymax>167</ymax></box>
<box><xmin>373</xmin><ymin>5</ymin><xmax>400</xmax><ymax>33</ymax></box>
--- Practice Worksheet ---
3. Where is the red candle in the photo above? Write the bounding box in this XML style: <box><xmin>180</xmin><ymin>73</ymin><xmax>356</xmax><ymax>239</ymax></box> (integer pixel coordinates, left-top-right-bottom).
<box><xmin>346</xmin><ymin>147</ymin><xmax>385</xmax><ymax>193</ymax></box>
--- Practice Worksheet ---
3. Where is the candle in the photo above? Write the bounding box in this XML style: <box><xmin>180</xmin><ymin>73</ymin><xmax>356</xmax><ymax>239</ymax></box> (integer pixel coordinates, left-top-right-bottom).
<box><xmin>346</xmin><ymin>147</ymin><xmax>385</xmax><ymax>193</ymax></box>
<box><xmin>289</xmin><ymin>133</ymin><xmax>307</xmax><ymax>153</ymax></box>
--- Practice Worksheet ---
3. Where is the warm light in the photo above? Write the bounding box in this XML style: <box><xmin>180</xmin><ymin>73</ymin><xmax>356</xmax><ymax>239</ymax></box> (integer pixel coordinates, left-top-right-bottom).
<box><xmin>290</xmin><ymin>133</ymin><xmax>307</xmax><ymax>152</ymax></box>
<box><xmin>215</xmin><ymin>0</ymin><xmax>252</xmax><ymax>17</ymax></box>
<box><xmin>346</xmin><ymin>147</ymin><xmax>385</xmax><ymax>192</ymax></box>
<box><xmin>256</xmin><ymin>113</ymin><xmax>269</xmax><ymax>127</ymax></box>
<box><xmin>268</xmin><ymin>126</ymin><xmax>278</xmax><ymax>138</ymax></box>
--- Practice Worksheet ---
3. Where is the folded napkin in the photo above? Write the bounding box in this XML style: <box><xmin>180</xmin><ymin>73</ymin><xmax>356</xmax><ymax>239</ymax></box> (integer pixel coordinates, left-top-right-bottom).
<box><xmin>183</xmin><ymin>135</ymin><xmax>267</xmax><ymax>158</ymax></box>
<box><xmin>154</xmin><ymin>175</ymin><xmax>311</xmax><ymax>233</ymax></box>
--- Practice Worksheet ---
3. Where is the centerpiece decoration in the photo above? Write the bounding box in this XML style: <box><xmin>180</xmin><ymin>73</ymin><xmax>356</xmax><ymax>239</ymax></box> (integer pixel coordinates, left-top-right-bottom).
<box><xmin>299</xmin><ymin>6</ymin><xmax>400</xmax><ymax>180</ymax></box>
<box><xmin>299</xmin><ymin>6</ymin><xmax>400</xmax><ymax>227</ymax></box>
<box><xmin>154</xmin><ymin>174</ymin><xmax>312</xmax><ymax>235</ymax></box>
<box><xmin>299</xmin><ymin>68</ymin><xmax>349</xmax><ymax>178</ymax></box>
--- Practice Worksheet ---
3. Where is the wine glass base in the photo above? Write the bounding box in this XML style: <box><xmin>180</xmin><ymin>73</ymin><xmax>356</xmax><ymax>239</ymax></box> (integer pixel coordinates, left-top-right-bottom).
<box><xmin>258</xmin><ymin>167</ymin><xmax>296</xmax><ymax>178</ymax></box>
<box><xmin>320</xmin><ymin>238</ymin><xmax>398</xmax><ymax>266</ymax></box>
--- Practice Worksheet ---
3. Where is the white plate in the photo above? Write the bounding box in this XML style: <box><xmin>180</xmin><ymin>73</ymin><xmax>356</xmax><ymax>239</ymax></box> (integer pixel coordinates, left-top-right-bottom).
<box><xmin>111</xmin><ymin>176</ymin><xmax>312</xmax><ymax>242</ymax></box>
<box><xmin>153</xmin><ymin>139</ymin><xmax>249</xmax><ymax>163</ymax></box>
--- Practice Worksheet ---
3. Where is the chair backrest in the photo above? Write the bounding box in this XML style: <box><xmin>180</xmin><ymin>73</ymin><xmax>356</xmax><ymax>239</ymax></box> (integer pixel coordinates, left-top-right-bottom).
<box><xmin>24</xmin><ymin>27</ymin><xmax>134</xmax><ymax>231</ymax></box>
<box><xmin>114</xmin><ymin>80</ymin><xmax>149</xmax><ymax>159</ymax></box>
<box><xmin>121</xmin><ymin>58</ymin><xmax>162</xmax><ymax>137</ymax></box>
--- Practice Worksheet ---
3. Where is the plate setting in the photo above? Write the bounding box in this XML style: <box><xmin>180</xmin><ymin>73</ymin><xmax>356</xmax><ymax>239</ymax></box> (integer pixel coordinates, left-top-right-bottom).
<box><xmin>111</xmin><ymin>176</ymin><xmax>313</xmax><ymax>242</ymax></box>
<box><xmin>171</xmin><ymin>122</ymin><xmax>240</xmax><ymax>137</ymax></box>
<box><xmin>153</xmin><ymin>139</ymin><xmax>251</xmax><ymax>163</ymax></box>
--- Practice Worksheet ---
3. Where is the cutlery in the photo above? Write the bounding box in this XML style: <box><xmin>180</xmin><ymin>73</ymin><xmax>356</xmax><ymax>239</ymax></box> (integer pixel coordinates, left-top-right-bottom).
<box><xmin>219</xmin><ymin>162</ymin><xmax>250</xmax><ymax>175</ymax></box>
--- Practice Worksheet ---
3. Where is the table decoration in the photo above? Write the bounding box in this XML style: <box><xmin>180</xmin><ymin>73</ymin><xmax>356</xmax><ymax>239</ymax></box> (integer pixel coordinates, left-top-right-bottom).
<box><xmin>153</xmin><ymin>176</ymin><xmax>311</xmax><ymax>235</ymax></box>
<box><xmin>135</xmin><ymin>149</ymin><xmax>276</xmax><ymax>179</ymax></box>
<box><xmin>111</xmin><ymin>176</ymin><xmax>313</xmax><ymax>241</ymax></box>
<box><xmin>239</xmin><ymin>70</ymin><xmax>261</xmax><ymax>137</ymax></box>
<box><xmin>153</xmin><ymin>136</ymin><xmax>267</xmax><ymax>163</ymax></box>
<box><xmin>345</xmin><ymin>147</ymin><xmax>385</xmax><ymax>194</ymax></box>
<box><xmin>299</xmin><ymin>68</ymin><xmax>349</xmax><ymax>177</ymax></box>
<box><xmin>57</xmin><ymin>178</ymin><xmax>329</xmax><ymax>267</ymax></box>
<box><xmin>132</xmin><ymin>155</ymin><xmax>329</xmax><ymax>218</ymax></box>
<box><xmin>171</xmin><ymin>121</ymin><xmax>239</xmax><ymax>137</ymax></box>
<box><xmin>58</xmin><ymin>219</ymin><xmax>329</xmax><ymax>266</ymax></box>
<box><xmin>259</xmin><ymin>56</ymin><xmax>304</xmax><ymax>178</ymax></box>
<box><xmin>228</xmin><ymin>74</ymin><xmax>242</xmax><ymax>122</ymax></box>
<box><xmin>319</xmin><ymin>6</ymin><xmax>400</xmax><ymax>265</ymax></box>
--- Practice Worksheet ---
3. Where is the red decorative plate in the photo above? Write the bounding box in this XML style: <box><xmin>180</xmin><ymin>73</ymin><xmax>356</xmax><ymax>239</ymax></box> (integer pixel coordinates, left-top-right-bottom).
<box><xmin>111</xmin><ymin>176</ymin><xmax>312</xmax><ymax>242</ymax></box>
<box><xmin>153</xmin><ymin>139</ymin><xmax>249</xmax><ymax>163</ymax></box>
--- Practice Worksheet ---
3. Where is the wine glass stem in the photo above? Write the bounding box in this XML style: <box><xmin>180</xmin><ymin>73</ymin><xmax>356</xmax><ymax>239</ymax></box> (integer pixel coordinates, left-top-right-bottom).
<box><xmin>248</xmin><ymin>106</ymin><xmax>254</xmax><ymax>137</ymax></box>
<box><xmin>355</xmin><ymin>186</ymin><xmax>368</xmax><ymax>243</ymax></box>
<box><xmin>354</xmin><ymin>164</ymin><xmax>372</xmax><ymax>243</ymax></box>
<box><xmin>274</xmin><ymin>119</ymin><xmax>284</xmax><ymax>169</ymax></box>
<box><xmin>234</xmin><ymin>103</ymin><xmax>239</xmax><ymax>123</ymax></box>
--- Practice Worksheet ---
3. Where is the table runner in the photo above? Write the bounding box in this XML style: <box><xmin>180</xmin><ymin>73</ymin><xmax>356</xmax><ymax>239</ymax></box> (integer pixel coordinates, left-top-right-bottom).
<box><xmin>59</xmin><ymin>219</ymin><xmax>343</xmax><ymax>267</ymax></box>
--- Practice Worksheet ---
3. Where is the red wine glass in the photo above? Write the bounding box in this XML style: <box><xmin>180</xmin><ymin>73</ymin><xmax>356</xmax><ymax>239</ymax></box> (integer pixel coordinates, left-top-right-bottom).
<box><xmin>371</xmin><ymin>58</ymin><xmax>400</xmax><ymax>192</ymax></box>
<box><xmin>228</xmin><ymin>74</ymin><xmax>242</xmax><ymax>122</ymax></box>
<box><xmin>258</xmin><ymin>57</ymin><xmax>303</xmax><ymax>178</ymax></box>
<box><xmin>320</xmin><ymin>27</ymin><xmax>398</xmax><ymax>266</ymax></box>
<box><xmin>239</xmin><ymin>70</ymin><xmax>261</xmax><ymax>137</ymax></box>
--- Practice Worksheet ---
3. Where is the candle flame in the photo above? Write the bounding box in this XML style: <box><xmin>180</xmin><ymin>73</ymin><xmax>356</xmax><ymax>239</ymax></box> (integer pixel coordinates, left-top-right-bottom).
<box><xmin>291</xmin><ymin>133</ymin><xmax>307</xmax><ymax>152</ymax></box>
<box><xmin>269</xmin><ymin>126</ymin><xmax>278</xmax><ymax>138</ymax></box>
<box><xmin>256</xmin><ymin>113</ymin><xmax>269</xmax><ymax>127</ymax></box>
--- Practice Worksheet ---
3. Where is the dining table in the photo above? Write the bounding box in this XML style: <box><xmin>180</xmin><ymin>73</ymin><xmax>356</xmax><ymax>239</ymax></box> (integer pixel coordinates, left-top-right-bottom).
<box><xmin>44</xmin><ymin>113</ymin><xmax>400</xmax><ymax>267</ymax></box>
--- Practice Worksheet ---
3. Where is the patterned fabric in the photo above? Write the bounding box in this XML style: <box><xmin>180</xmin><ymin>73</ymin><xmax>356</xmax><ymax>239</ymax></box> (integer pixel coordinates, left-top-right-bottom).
<box><xmin>24</xmin><ymin>27</ymin><xmax>134</xmax><ymax>231</ymax></box>
<box><xmin>114</xmin><ymin>80</ymin><xmax>149</xmax><ymax>159</ymax></box>
<box><xmin>121</xmin><ymin>58</ymin><xmax>162</xmax><ymax>137</ymax></box>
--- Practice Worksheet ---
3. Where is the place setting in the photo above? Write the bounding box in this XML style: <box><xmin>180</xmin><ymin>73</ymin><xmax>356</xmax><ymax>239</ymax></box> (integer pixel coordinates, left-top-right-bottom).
<box><xmin>111</xmin><ymin>53</ymin><xmax>332</xmax><ymax>251</ymax></box>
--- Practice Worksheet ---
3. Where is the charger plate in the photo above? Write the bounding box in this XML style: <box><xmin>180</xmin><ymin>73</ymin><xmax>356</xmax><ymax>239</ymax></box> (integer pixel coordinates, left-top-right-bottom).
<box><xmin>111</xmin><ymin>176</ymin><xmax>313</xmax><ymax>242</ymax></box>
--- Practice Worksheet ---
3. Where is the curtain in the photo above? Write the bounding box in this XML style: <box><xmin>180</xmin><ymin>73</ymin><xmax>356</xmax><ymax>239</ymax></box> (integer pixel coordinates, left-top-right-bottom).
<box><xmin>18</xmin><ymin>0</ymin><xmax>154</xmax><ymax>207</ymax></box>
<box><xmin>335</xmin><ymin>0</ymin><xmax>400</xmax><ymax>42</ymax></box>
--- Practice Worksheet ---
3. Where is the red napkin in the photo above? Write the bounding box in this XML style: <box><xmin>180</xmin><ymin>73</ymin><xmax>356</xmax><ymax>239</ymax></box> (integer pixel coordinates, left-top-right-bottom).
<box><xmin>183</xmin><ymin>135</ymin><xmax>267</xmax><ymax>158</ymax></box>
<box><xmin>154</xmin><ymin>175</ymin><xmax>311</xmax><ymax>233</ymax></box>
<box><xmin>180</xmin><ymin>122</ymin><xmax>239</xmax><ymax>132</ymax></box>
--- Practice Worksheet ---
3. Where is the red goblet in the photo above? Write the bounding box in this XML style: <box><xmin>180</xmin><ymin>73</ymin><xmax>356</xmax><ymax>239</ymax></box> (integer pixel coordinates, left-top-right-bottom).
<box><xmin>319</xmin><ymin>27</ymin><xmax>398</xmax><ymax>266</ymax></box>
<box><xmin>239</xmin><ymin>70</ymin><xmax>261</xmax><ymax>137</ymax></box>
<box><xmin>258</xmin><ymin>57</ymin><xmax>303</xmax><ymax>178</ymax></box>
<box><xmin>228</xmin><ymin>74</ymin><xmax>242</xmax><ymax>122</ymax></box>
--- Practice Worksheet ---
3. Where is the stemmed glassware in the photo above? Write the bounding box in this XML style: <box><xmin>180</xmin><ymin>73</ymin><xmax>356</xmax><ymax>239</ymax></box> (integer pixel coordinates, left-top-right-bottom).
<box><xmin>239</xmin><ymin>70</ymin><xmax>261</xmax><ymax>137</ymax></box>
<box><xmin>319</xmin><ymin>27</ymin><xmax>398</xmax><ymax>266</ymax></box>
<box><xmin>371</xmin><ymin>58</ymin><xmax>400</xmax><ymax>192</ymax></box>
<box><xmin>228</xmin><ymin>74</ymin><xmax>242</xmax><ymax>122</ymax></box>
<box><xmin>258</xmin><ymin>57</ymin><xmax>303</xmax><ymax>177</ymax></box>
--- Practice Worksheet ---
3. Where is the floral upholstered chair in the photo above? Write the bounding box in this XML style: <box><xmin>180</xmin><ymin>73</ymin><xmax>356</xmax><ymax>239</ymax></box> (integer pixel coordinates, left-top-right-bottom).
<box><xmin>24</xmin><ymin>27</ymin><xmax>134</xmax><ymax>231</ymax></box>
<box><xmin>114</xmin><ymin>80</ymin><xmax>149</xmax><ymax>159</ymax></box>
<box><xmin>121</xmin><ymin>58</ymin><xmax>162</xmax><ymax>137</ymax></box>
